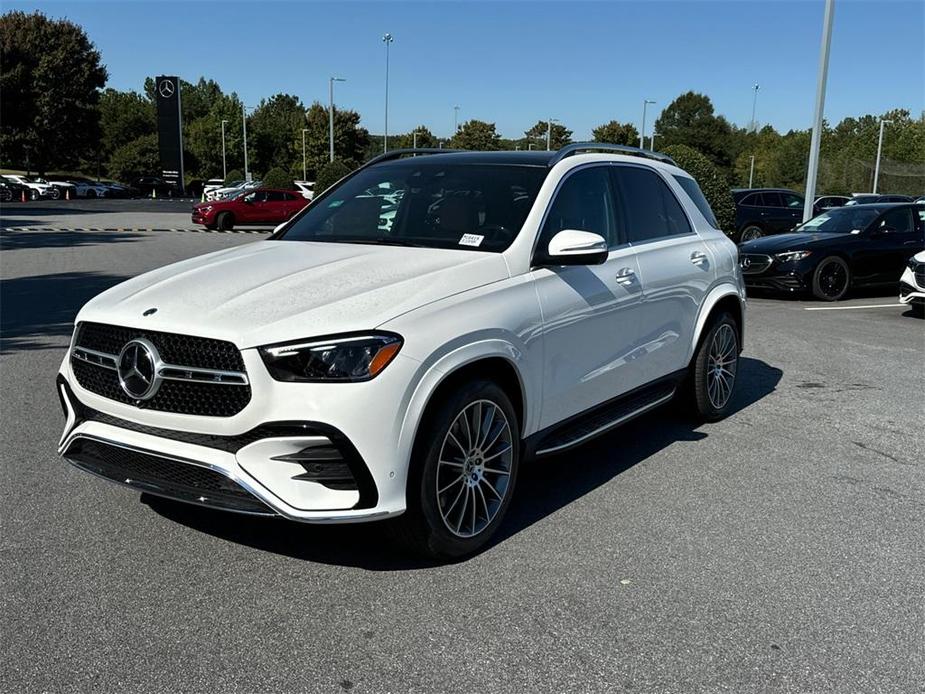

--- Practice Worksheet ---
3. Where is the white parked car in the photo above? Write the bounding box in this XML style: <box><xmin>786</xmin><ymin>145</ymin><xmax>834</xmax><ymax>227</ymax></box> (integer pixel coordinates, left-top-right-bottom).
<box><xmin>899</xmin><ymin>250</ymin><xmax>925</xmax><ymax>317</ymax></box>
<box><xmin>2</xmin><ymin>174</ymin><xmax>55</xmax><ymax>200</ymax></box>
<box><xmin>56</xmin><ymin>145</ymin><xmax>746</xmax><ymax>558</ymax></box>
<box><xmin>203</xmin><ymin>178</ymin><xmax>225</xmax><ymax>196</ymax></box>
<box><xmin>206</xmin><ymin>179</ymin><xmax>261</xmax><ymax>201</ymax></box>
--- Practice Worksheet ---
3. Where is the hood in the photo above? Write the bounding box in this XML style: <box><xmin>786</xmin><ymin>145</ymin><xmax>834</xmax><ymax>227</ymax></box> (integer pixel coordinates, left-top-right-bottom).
<box><xmin>76</xmin><ymin>240</ymin><xmax>510</xmax><ymax>348</ymax></box>
<box><xmin>739</xmin><ymin>232</ymin><xmax>856</xmax><ymax>254</ymax></box>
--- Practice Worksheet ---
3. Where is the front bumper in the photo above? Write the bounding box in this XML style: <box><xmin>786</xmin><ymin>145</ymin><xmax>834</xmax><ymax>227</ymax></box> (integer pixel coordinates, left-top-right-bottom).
<box><xmin>191</xmin><ymin>208</ymin><xmax>215</xmax><ymax>225</ymax></box>
<box><xmin>740</xmin><ymin>254</ymin><xmax>814</xmax><ymax>294</ymax></box>
<box><xmin>57</xmin><ymin>340</ymin><xmax>424</xmax><ymax>522</ymax></box>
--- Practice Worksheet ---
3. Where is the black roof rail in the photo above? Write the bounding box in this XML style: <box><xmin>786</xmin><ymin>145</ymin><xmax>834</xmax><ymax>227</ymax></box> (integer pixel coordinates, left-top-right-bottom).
<box><xmin>361</xmin><ymin>147</ymin><xmax>462</xmax><ymax>169</ymax></box>
<box><xmin>549</xmin><ymin>142</ymin><xmax>676</xmax><ymax>167</ymax></box>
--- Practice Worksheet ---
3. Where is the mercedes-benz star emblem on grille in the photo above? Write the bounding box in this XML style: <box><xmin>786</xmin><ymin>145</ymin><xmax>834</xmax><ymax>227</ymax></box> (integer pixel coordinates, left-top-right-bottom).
<box><xmin>741</xmin><ymin>257</ymin><xmax>752</xmax><ymax>269</ymax></box>
<box><xmin>117</xmin><ymin>338</ymin><xmax>161</xmax><ymax>400</ymax></box>
<box><xmin>158</xmin><ymin>79</ymin><xmax>175</xmax><ymax>99</ymax></box>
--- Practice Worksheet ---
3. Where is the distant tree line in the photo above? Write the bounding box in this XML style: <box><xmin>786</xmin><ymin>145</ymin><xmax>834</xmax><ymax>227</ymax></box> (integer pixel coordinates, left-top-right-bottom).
<box><xmin>2</xmin><ymin>10</ymin><xmax>923</xmax><ymax>200</ymax></box>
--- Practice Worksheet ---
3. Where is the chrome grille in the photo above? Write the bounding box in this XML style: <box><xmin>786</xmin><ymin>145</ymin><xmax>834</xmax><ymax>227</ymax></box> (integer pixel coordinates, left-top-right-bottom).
<box><xmin>915</xmin><ymin>263</ymin><xmax>925</xmax><ymax>288</ymax></box>
<box><xmin>740</xmin><ymin>253</ymin><xmax>773</xmax><ymax>275</ymax></box>
<box><xmin>70</xmin><ymin>322</ymin><xmax>251</xmax><ymax>417</ymax></box>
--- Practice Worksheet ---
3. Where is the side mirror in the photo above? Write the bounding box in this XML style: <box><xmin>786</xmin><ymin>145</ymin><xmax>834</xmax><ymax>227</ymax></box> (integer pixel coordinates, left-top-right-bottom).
<box><xmin>542</xmin><ymin>229</ymin><xmax>608</xmax><ymax>265</ymax></box>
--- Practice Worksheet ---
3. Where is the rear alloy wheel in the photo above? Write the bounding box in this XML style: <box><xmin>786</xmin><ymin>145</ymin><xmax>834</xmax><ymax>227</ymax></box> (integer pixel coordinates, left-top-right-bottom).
<box><xmin>216</xmin><ymin>212</ymin><xmax>234</xmax><ymax>231</ymax></box>
<box><xmin>689</xmin><ymin>313</ymin><xmax>739</xmax><ymax>422</ymax></box>
<box><xmin>739</xmin><ymin>225</ymin><xmax>764</xmax><ymax>243</ymax></box>
<box><xmin>390</xmin><ymin>380</ymin><xmax>520</xmax><ymax>559</ymax></box>
<box><xmin>30</xmin><ymin>189</ymin><xmax>39</xmax><ymax>201</ymax></box>
<box><xmin>48</xmin><ymin>187</ymin><xmax>61</xmax><ymax>200</ymax></box>
<box><xmin>812</xmin><ymin>256</ymin><xmax>850</xmax><ymax>301</ymax></box>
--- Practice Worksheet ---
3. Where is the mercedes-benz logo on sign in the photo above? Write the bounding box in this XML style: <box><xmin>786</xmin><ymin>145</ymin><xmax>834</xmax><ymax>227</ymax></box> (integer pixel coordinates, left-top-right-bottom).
<box><xmin>117</xmin><ymin>338</ymin><xmax>161</xmax><ymax>400</ymax></box>
<box><xmin>158</xmin><ymin>79</ymin><xmax>175</xmax><ymax>99</ymax></box>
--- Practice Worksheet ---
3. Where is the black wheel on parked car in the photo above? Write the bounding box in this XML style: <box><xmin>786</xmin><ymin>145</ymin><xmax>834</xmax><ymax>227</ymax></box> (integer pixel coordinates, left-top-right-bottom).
<box><xmin>390</xmin><ymin>379</ymin><xmax>520</xmax><ymax>559</ymax></box>
<box><xmin>216</xmin><ymin>212</ymin><xmax>234</xmax><ymax>231</ymax></box>
<box><xmin>739</xmin><ymin>225</ymin><xmax>764</xmax><ymax>243</ymax></box>
<box><xmin>687</xmin><ymin>312</ymin><xmax>739</xmax><ymax>422</ymax></box>
<box><xmin>85</xmin><ymin>189</ymin><xmax>96</xmax><ymax>199</ymax></box>
<box><xmin>30</xmin><ymin>189</ymin><xmax>39</xmax><ymax>201</ymax></box>
<box><xmin>48</xmin><ymin>187</ymin><xmax>61</xmax><ymax>200</ymax></box>
<box><xmin>911</xmin><ymin>303</ymin><xmax>924</xmax><ymax>318</ymax></box>
<box><xmin>0</xmin><ymin>189</ymin><xmax>11</xmax><ymax>202</ymax></box>
<box><xmin>812</xmin><ymin>256</ymin><xmax>850</xmax><ymax>301</ymax></box>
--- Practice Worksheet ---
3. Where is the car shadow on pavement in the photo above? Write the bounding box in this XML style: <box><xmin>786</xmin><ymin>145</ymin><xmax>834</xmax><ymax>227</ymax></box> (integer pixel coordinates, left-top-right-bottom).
<box><xmin>0</xmin><ymin>229</ymin><xmax>143</xmax><ymax>251</ymax></box>
<box><xmin>0</xmin><ymin>271</ymin><xmax>132</xmax><ymax>353</ymax></box>
<box><xmin>144</xmin><ymin>357</ymin><xmax>782</xmax><ymax>571</ymax></box>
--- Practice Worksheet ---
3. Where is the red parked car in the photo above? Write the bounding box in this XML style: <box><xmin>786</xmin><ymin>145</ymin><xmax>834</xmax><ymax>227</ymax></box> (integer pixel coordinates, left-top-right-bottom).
<box><xmin>192</xmin><ymin>188</ymin><xmax>308</xmax><ymax>230</ymax></box>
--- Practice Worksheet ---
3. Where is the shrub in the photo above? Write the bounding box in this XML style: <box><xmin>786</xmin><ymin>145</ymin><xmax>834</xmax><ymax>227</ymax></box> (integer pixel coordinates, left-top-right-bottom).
<box><xmin>262</xmin><ymin>167</ymin><xmax>293</xmax><ymax>190</ymax></box>
<box><xmin>662</xmin><ymin>144</ymin><xmax>737</xmax><ymax>236</ymax></box>
<box><xmin>224</xmin><ymin>169</ymin><xmax>243</xmax><ymax>185</ymax></box>
<box><xmin>315</xmin><ymin>160</ymin><xmax>352</xmax><ymax>196</ymax></box>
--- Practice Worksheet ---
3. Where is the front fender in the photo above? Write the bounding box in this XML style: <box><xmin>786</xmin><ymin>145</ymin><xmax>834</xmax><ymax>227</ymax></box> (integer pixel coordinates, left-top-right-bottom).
<box><xmin>688</xmin><ymin>282</ymin><xmax>746</xmax><ymax>361</ymax></box>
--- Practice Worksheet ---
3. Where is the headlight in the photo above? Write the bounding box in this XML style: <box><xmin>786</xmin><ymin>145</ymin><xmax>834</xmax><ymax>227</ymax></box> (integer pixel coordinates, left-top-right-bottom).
<box><xmin>259</xmin><ymin>333</ymin><xmax>402</xmax><ymax>382</ymax></box>
<box><xmin>775</xmin><ymin>250</ymin><xmax>812</xmax><ymax>262</ymax></box>
<box><xmin>201</xmin><ymin>205</ymin><xmax>213</xmax><ymax>213</ymax></box>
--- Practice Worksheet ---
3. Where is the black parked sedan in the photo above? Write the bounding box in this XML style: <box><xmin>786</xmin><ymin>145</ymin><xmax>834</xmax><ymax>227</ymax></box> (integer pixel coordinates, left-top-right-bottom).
<box><xmin>738</xmin><ymin>203</ymin><xmax>925</xmax><ymax>301</ymax></box>
<box><xmin>732</xmin><ymin>188</ymin><xmax>806</xmax><ymax>242</ymax></box>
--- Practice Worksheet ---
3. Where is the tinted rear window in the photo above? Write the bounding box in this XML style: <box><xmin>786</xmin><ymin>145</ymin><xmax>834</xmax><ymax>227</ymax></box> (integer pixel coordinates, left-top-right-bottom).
<box><xmin>674</xmin><ymin>175</ymin><xmax>718</xmax><ymax>228</ymax></box>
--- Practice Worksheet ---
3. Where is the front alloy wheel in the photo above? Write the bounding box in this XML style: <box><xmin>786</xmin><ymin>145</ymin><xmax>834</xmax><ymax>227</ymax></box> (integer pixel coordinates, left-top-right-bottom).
<box><xmin>812</xmin><ymin>256</ymin><xmax>850</xmax><ymax>301</ymax></box>
<box><xmin>689</xmin><ymin>313</ymin><xmax>740</xmax><ymax>421</ymax></box>
<box><xmin>391</xmin><ymin>380</ymin><xmax>520</xmax><ymax>558</ymax></box>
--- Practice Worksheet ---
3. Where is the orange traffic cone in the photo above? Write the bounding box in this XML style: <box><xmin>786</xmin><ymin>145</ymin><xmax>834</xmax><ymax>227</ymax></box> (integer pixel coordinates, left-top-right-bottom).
<box><xmin>21</xmin><ymin>189</ymin><xmax>27</xmax><ymax>202</ymax></box>
<box><xmin>65</xmin><ymin>187</ymin><xmax>71</xmax><ymax>200</ymax></box>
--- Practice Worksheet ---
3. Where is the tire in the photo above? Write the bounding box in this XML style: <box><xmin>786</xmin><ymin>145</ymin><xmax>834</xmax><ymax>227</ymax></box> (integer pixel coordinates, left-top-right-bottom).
<box><xmin>48</xmin><ymin>187</ymin><xmax>61</xmax><ymax>200</ymax></box>
<box><xmin>912</xmin><ymin>303</ymin><xmax>925</xmax><ymax>318</ymax></box>
<box><xmin>216</xmin><ymin>212</ymin><xmax>234</xmax><ymax>231</ymax></box>
<box><xmin>30</xmin><ymin>189</ymin><xmax>39</xmax><ymax>201</ymax></box>
<box><xmin>688</xmin><ymin>312</ymin><xmax>740</xmax><ymax>422</ymax></box>
<box><xmin>389</xmin><ymin>379</ymin><xmax>521</xmax><ymax>559</ymax></box>
<box><xmin>812</xmin><ymin>256</ymin><xmax>850</xmax><ymax>301</ymax></box>
<box><xmin>85</xmin><ymin>189</ymin><xmax>96</xmax><ymax>199</ymax></box>
<box><xmin>0</xmin><ymin>189</ymin><xmax>11</xmax><ymax>203</ymax></box>
<box><xmin>739</xmin><ymin>225</ymin><xmax>764</xmax><ymax>243</ymax></box>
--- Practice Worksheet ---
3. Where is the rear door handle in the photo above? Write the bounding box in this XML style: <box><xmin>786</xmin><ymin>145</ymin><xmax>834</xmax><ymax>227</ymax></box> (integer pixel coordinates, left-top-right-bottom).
<box><xmin>690</xmin><ymin>251</ymin><xmax>708</xmax><ymax>265</ymax></box>
<box><xmin>615</xmin><ymin>267</ymin><xmax>636</xmax><ymax>285</ymax></box>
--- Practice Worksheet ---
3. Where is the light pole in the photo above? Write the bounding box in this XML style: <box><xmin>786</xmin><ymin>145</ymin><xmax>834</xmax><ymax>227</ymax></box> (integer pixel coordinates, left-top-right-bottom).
<box><xmin>301</xmin><ymin>128</ymin><xmax>309</xmax><ymax>181</ymax></box>
<box><xmin>639</xmin><ymin>99</ymin><xmax>655</xmax><ymax>149</ymax></box>
<box><xmin>802</xmin><ymin>0</ymin><xmax>835</xmax><ymax>223</ymax></box>
<box><xmin>242</xmin><ymin>104</ymin><xmax>250</xmax><ymax>181</ymax></box>
<box><xmin>750</xmin><ymin>83</ymin><xmax>760</xmax><ymax>132</ymax></box>
<box><xmin>872</xmin><ymin>118</ymin><xmax>893</xmax><ymax>193</ymax></box>
<box><xmin>749</xmin><ymin>155</ymin><xmax>756</xmax><ymax>188</ymax></box>
<box><xmin>220</xmin><ymin>119</ymin><xmax>229</xmax><ymax>180</ymax></box>
<box><xmin>453</xmin><ymin>105</ymin><xmax>461</xmax><ymax>135</ymax></box>
<box><xmin>382</xmin><ymin>33</ymin><xmax>393</xmax><ymax>153</ymax></box>
<box><xmin>528</xmin><ymin>143</ymin><xmax>536</xmax><ymax>151</ymax></box>
<box><xmin>650</xmin><ymin>131</ymin><xmax>658</xmax><ymax>150</ymax></box>
<box><xmin>329</xmin><ymin>76</ymin><xmax>346</xmax><ymax>163</ymax></box>
<box><xmin>546</xmin><ymin>118</ymin><xmax>559</xmax><ymax>151</ymax></box>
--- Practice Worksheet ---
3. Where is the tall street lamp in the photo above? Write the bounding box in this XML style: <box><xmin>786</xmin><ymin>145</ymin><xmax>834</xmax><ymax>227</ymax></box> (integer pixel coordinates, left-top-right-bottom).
<box><xmin>650</xmin><ymin>130</ymin><xmax>658</xmax><ymax>150</ymax></box>
<box><xmin>750</xmin><ymin>83</ymin><xmax>760</xmax><ymax>133</ymax></box>
<box><xmin>382</xmin><ymin>33</ymin><xmax>394</xmax><ymax>153</ymax></box>
<box><xmin>546</xmin><ymin>118</ymin><xmax>559</xmax><ymax>151</ymax></box>
<box><xmin>329</xmin><ymin>76</ymin><xmax>346</xmax><ymax>163</ymax></box>
<box><xmin>242</xmin><ymin>104</ymin><xmax>251</xmax><ymax>181</ymax></box>
<box><xmin>301</xmin><ymin>128</ymin><xmax>310</xmax><ymax>182</ymax></box>
<box><xmin>220</xmin><ymin>119</ymin><xmax>229</xmax><ymax>180</ymax></box>
<box><xmin>453</xmin><ymin>105</ymin><xmax>460</xmax><ymax>133</ymax></box>
<box><xmin>639</xmin><ymin>99</ymin><xmax>655</xmax><ymax>149</ymax></box>
<box><xmin>802</xmin><ymin>0</ymin><xmax>835</xmax><ymax>223</ymax></box>
<box><xmin>749</xmin><ymin>155</ymin><xmax>756</xmax><ymax>188</ymax></box>
<box><xmin>873</xmin><ymin>118</ymin><xmax>893</xmax><ymax>194</ymax></box>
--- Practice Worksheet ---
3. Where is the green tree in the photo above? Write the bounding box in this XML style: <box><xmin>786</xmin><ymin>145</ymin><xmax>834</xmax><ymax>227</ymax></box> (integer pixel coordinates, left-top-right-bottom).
<box><xmin>224</xmin><ymin>168</ymin><xmax>244</xmax><ymax>185</ymax></box>
<box><xmin>315</xmin><ymin>160</ymin><xmax>352</xmax><ymax>195</ymax></box>
<box><xmin>0</xmin><ymin>11</ymin><xmax>108</xmax><ymax>173</ymax></box>
<box><xmin>391</xmin><ymin>125</ymin><xmax>439</xmax><ymax>150</ymax></box>
<box><xmin>262</xmin><ymin>166</ymin><xmax>293</xmax><ymax>189</ymax></box>
<box><xmin>107</xmin><ymin>134</ymin><xmax>159</xmax><ymax>182</ymax></box>
<box><xmin>654</xmin><ymin>92</ymin><xmax>735</xmax><ymax>168</ymax></box>
<box><xmin>248</xmin><ymin>93</ymin><xmax>305</xmax><ymax>176</ymax></box>
<box><xmin>662</xmin><ymin>144</ymin><xmax>736</xmax><ymax>236</ymax></box>
<box><xmin>591</xmin><ymin>120</ymin><xmax>640</xmax><ymax>146</ymax></box>
<box><xmin>98</xmin><ymin>88</ymin><xmax>155</xmax><ymax>162</ymax></box>
<box><xmin>524</xmin><ymin>120</ymin><xmax>572</xmax><ymax>150</ymax></box>
<box><xmin>299</xmin><ymin>101</ymin><xmax>370</xmax><ymax>179</ymax></box>
<box><xmin>450</xmin><ymin>120</ymin><xmax>502</xmax><ymax>151</ymax></box>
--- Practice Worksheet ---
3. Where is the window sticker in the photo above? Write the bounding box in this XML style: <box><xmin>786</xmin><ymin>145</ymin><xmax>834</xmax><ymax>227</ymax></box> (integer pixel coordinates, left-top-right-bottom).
<box><xmin>850</xmin><ymin>229</ymin><xmax>862</xmax><ymax>234</ymax></box>
<box><xmin>459</xmin><ymin>233</ymin><xmax>484</xmax><ymax>247</ymax></box>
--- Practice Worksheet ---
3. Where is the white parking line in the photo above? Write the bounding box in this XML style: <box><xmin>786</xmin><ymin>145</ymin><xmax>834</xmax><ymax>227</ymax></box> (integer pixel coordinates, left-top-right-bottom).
<box><xmin>804</xmin><ymin>303</ymin><xmax>903</xmax><ymax>311</ymax></box>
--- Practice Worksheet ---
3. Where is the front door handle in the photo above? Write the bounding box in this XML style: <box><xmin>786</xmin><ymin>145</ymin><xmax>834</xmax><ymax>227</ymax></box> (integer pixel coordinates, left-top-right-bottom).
<box><xmin>690</xmin><ymin>251</ymin><xmax>708</xmax><ymax>265</ymax></box>
<box><xmin>615</xmin><ymin>267</ymin><xmax>636</xmax><ymax>286</ymax></box>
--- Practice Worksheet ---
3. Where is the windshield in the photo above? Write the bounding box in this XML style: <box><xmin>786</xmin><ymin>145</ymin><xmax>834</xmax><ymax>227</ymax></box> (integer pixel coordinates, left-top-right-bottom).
<box><xmin>278</xmin><ymin>162</ymin><xmax>547</xmax><ymax>252</ymax></box>
<box><xmin>797</xmin><ymin>207</ymin><xmax>880</xmax><ymax>234</ymax></box>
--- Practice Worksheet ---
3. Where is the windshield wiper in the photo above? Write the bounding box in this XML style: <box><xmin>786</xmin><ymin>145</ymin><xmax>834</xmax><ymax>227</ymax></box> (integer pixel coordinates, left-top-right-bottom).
<box><xmin>339</xmin><ymin>237</ymin><xmax>427</xmax><ymax>248</ymax></box>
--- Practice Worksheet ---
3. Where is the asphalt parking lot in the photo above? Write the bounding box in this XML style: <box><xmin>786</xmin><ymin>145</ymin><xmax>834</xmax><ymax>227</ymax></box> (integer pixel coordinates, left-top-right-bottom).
<box><xmin>1</xmin><ymin>219</ymin><xmax>923</xmax><ymax>693</ymax></box>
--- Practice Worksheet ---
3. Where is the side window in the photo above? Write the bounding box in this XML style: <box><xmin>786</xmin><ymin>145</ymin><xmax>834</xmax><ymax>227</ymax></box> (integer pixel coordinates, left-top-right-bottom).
<box><xmin>762</xmin><ymin>192</ymin><xmax>784</xmax><ymax>207</ymax></box>
<box><xmin>615</xmin><ymin>166</ymin><xmax>693</xmax><ymax>244</ymax></box>
<box><xmin>539</xmin><ymin>166</ymin><xmax>618</xmax><ymax>252</ymax></box>
<box><xmin>674</xmin><ymin>175</ymin><xmax>718</xmax><ymax>228</ymax></box>
<box><xmin>781</xmin><ymin>193</ymin><xmax>803</xmax><ymax>208</ymax></box>
<box><xmin>878</xmin><ymin>208</ymin><xmax>914</xmax><ymax>233</ymax></box>
<box><xmin>266</xmin><ymin>191</ymin><xmax>285</xmax><ymax>202</ymax></box>
<box><xmin>740</xmin><ymin>193</ymin><xmax>759</xmax><ymax>207</ymax></box>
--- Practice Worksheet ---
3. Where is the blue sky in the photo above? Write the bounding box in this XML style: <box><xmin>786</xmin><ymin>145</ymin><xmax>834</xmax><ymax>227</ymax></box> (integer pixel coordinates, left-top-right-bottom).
<box><xmin>9</xmin><ymin>0</ymin><xmax>925</xmax><ymax>139</ymax></box>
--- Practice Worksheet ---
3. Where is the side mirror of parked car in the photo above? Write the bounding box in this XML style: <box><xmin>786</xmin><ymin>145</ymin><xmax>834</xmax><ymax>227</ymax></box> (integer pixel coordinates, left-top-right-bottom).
<box><xmin>544</xmin><ymin>229</ymin><xmax>609</xmax><ymax>266</ymax></box>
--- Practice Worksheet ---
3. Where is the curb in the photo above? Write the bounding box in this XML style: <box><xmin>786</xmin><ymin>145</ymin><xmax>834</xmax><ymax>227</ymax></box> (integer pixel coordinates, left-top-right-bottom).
<box><xmin>0</xmin><ymin>227</ymin><xmax>271</xmax><ymax>234</ymax></box>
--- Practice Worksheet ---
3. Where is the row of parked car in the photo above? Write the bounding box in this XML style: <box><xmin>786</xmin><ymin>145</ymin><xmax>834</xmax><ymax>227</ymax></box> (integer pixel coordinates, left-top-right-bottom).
<box><xmin>202</xmin><ymin>178</ymin><xmax>315</xmax><ymax>202</ymax></box>
<box><xmin>0</xmin><ymin>174</ymin><xmax>179</xmax><ymax>201</ymax></box>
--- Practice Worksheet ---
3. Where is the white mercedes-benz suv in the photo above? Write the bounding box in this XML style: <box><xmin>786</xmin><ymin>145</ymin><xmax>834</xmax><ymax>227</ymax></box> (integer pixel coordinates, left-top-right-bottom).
<box><xmin>57</xmin><ymin>144</ymin><xmax>745</xmax><ymax>558</ymax></box>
